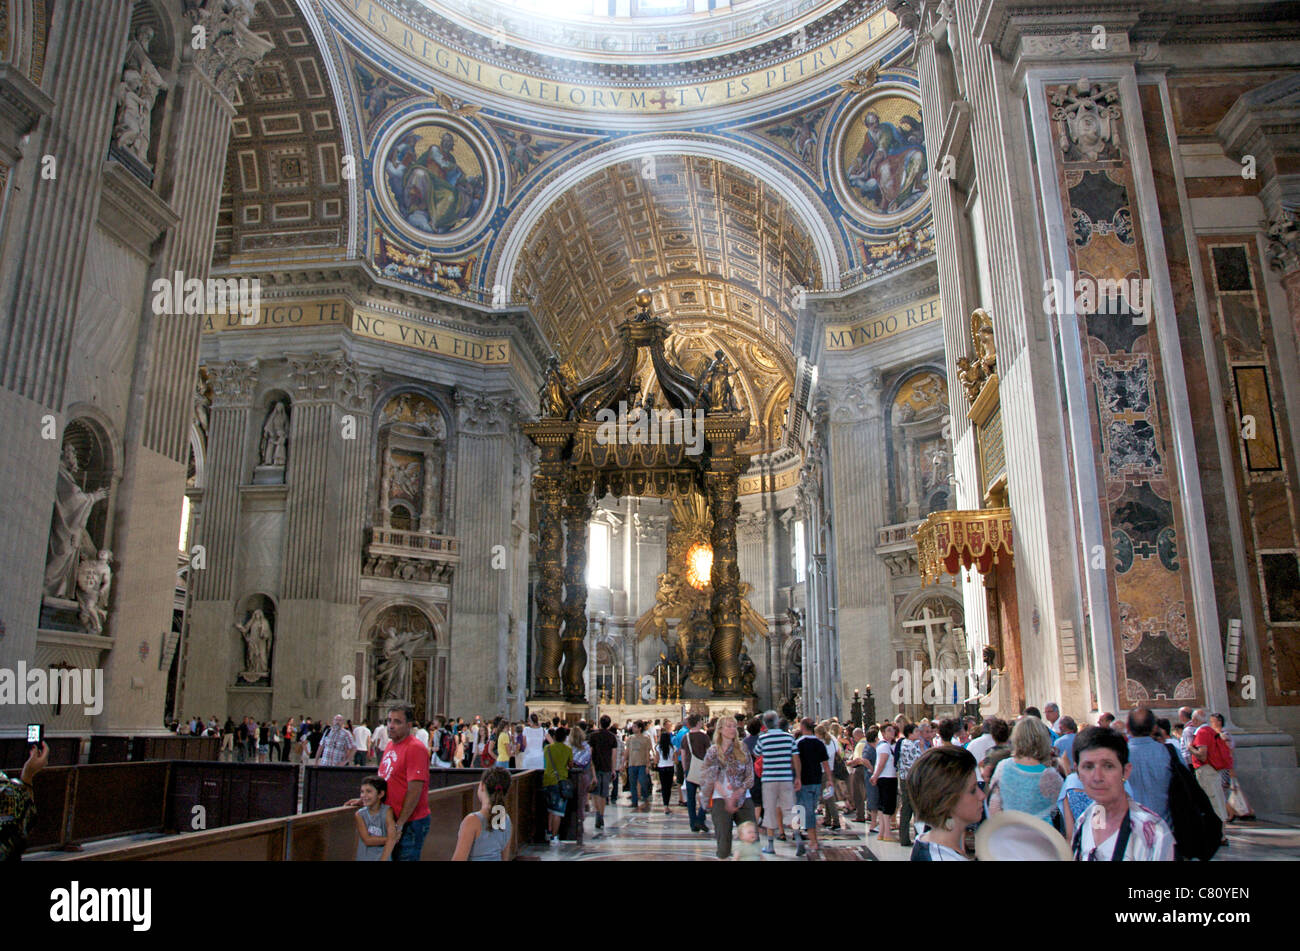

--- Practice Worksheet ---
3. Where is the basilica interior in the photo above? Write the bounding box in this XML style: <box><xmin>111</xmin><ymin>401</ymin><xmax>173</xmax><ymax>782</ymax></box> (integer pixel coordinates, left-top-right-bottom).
<box><xmin>3</xmin><ymin>0</ymin><xmax>1300</xmax><ymax>828</ymax></box>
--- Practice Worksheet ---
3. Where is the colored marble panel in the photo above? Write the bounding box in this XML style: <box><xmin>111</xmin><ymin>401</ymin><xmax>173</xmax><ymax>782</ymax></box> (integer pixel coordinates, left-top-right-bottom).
<box><xmin>1045</xmin><ymin>80</ymin><xmax>1200</xmax><ymax>708</ymax></box>
<box><xmin>1261</xmin><ymin>553</ymin><xmax>1300</xmax><ymax>624</ymax></box>
<box><xmin>1233</xmin><ymin>366</ymin><xmax>1281</xmax><ymax>471</ymax></box>
<box><xmin>1251</xmin><ymin>482</ymin><xmax>1294</xmax><ymax>549</ymax></box>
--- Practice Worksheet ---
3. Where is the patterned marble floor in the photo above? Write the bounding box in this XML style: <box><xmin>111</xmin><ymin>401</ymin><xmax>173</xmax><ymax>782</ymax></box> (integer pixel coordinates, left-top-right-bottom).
<box><xmin>518</xmin><ymin>790</ymin><xmax>1300</xmax><ymax>861</ymax></box>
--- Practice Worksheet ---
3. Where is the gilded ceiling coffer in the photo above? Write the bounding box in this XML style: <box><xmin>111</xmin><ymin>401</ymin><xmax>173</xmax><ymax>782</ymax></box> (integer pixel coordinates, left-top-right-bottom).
<box><xmin>524</xmin><ymin>289</ymin><xmax>752</xmax><ymax>702</ymax></box>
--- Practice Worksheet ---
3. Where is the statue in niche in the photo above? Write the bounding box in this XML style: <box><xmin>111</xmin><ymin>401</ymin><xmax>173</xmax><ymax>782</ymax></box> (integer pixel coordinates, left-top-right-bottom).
<box><xmin>111</xmin><ymin>27</ymin><xmax>167</xmax><ymax>166</ymax></box>
<box><xmin>375</xmin><ymin>623</ymin><xmax>426</xmax><ymax>700</ymax></box>
<box><xmin>235</xmin><ymin>608</ymin><xmax>273</xmax><ymax>682</ymax></box>
<box><xmin>75</xmin><ymin>549</ymin><xmax>113</xmax><ymax>634</ymax></box>
<box><xmin>259</xmin><ymin>403</ymin><xmax>289</xmax><ymax>467</ymax></box>
<box><xmin>45</xmin><ymin>444</ymin><xmax>110</xmax><ymax>599</ymax></box>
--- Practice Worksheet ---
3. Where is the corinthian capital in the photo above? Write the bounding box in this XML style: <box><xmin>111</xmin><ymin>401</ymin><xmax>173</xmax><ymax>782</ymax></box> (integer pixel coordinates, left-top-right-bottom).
<box><xmin>455</xmin><ymin>389</ymin><xmax>518</xmax><ymax>436</ymax></box>
<box><xmin>187</xmin><ymin>0</ymin><xmax>274</xmax><ymax>102</ymax></box>
<box><xmin>824</xmin><ymin>371</ymin><xmax>882</xmax><ymax>423</ymax></box>
<box><xmin>205</xmin><ymin>360</ymin><xmax>257</xmax><ymax>408</ymax></box>
<box><xmin>287</xmin><ymin>350</ymin><xmax>378</xmax><ymax>410</ymax></box>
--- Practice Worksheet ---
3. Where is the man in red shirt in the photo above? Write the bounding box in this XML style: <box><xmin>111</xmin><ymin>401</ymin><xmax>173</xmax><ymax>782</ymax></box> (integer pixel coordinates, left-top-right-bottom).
<box><xmin>377</xmin><ymin>704</ymin><xmax>430</xmax><ymax>860</ymax></box>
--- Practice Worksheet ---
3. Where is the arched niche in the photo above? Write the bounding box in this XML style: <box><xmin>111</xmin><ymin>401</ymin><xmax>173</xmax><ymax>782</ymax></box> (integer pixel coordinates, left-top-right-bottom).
<box><xmin>373</xmin><ymin>390</ymin><xmax>450</xmax><ymax>535</ymax></box>
<box><xmin>365</xmin><ymin>602</ymin><xmax>446</xmax><ymax>724</ymax></box>
<box><xmin>895</xmin><ymin>589</ymin><xmax>968</xmax><ymax>713</ymax></box>
<box><xmin>110</xmin><ymin>1</ymin><xmax>179</xmax><ymax>187</ymax></box>
<box><xmin>252</xmin><ymin>389</ymin><xmax>291</xmax><ymax>484</ymax></box>
<box><xmin>43</xmin><ymin>414</ymin><xmax>119</xmax><ymax>612</ymax></box>
<box><xmin>232</xmin><ymin>593</ymin><xmax>276</xmax><ymax>686</ymax></box>
<box><xmin>886</xmin><ymin>367</ymin><xmax>951</xmax><ymax>524</ymax></box>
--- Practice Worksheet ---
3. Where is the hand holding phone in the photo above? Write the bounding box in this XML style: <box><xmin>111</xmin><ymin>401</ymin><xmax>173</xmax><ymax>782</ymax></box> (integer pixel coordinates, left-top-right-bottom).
<box><xmin>20</xmin><ymin>739</ymin><xmax>49</xmax><ymax>785</ymax></box>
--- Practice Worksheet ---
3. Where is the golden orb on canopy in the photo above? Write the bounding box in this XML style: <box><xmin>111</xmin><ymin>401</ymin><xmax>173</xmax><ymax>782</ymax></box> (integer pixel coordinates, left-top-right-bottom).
<box><xmin>634</xmin><ymin>288</ymin><xmax>653</xmax><ymax>310</ymax></box>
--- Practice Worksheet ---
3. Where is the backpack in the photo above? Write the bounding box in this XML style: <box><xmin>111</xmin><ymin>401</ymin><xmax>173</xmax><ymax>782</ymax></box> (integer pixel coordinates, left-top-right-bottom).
<box><xmin>437</xmin><ymin>729</ymin><xmax>456</xmax><ymax>764</ymax></box>
<box><xmin>1164</xmin><ymin>743</ymin><xmax>1222</xmax><ymax>861</ymax></box>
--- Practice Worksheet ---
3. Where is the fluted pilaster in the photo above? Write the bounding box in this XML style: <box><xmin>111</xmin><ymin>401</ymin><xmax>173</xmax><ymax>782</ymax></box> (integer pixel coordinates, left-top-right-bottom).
<box><xmin>0</xmin><ymin>0</ymin><xmax>131</xmax><ymax>406</ymax></box>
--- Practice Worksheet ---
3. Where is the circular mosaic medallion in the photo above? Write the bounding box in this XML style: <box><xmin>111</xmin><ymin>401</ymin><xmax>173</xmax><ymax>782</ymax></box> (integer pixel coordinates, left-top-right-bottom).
<box><xmin>374</xmin><ymin>114</ymin><xmax>496</xmax><ymax>244</ymax></box>
<box><xmin>831</xmin><ymin>88</ymin><xmax>930</xmax><ymax>226</ymax></box>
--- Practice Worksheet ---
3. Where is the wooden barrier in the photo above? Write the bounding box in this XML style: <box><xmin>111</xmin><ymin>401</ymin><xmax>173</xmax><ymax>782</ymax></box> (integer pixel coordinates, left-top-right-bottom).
<box><xmin>88</xmin><ymin>735</ymin><xmax>132</xmax><ymax>764</ymax></box>
<box><xmin>62</xmin><ymin>771</ymin><xmax>542</xmax><ymax>861</ymax></box>
<box><xmin>165</xmin><ymin>762</ymin><xmax>297</xmax><ymax>831</ymax></box>
<box><xmin>132</xmin><ymin>736</ymin><xmax>219</xmax><ymax>762</ymax></box>
<box><xmin>302</xmin><ymin>765</ymin><xmax>516</xmax><ymax>812</ymax></box>
<box><xmin>22</xmin><ymin>766</ymin><xmax>75</xmax><ymax>851</ymax></box>
<box><xmin>68</xmin><ymin>762</ymin><xmax>170</xmax><ymax>843</ymax></box>
<box><xmin>1</xmin><ymin>737</ymin><xmax>81</xmax><ymax>770</ymax></box>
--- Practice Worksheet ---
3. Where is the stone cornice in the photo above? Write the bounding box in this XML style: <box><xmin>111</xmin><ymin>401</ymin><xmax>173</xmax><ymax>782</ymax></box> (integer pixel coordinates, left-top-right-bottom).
<box><xmin>0</xmin><ymin>63</ymin><xmax>53</xmax><ymax>157</ymax></box>
<box><xmin>1216</xmin><ymin>73</ymin><xmax>1300</xmax><ymax>205</ymax></box>
<box><xmin>211</xmin><ymin>260</ymin><xmax>553</xmax><ymax>370</ymax></box>
<box><xmin>98</xmin><ymin>159</ymin><xmax>180</xmax><ymax>259</ymax></box>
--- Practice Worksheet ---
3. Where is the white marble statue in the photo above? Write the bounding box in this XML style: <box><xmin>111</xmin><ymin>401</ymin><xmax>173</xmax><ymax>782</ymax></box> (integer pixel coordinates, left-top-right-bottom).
<box><xmin>75</xmin><ymin>549</ymin><xmax>113</xmax><ymax>634</ymax></box>
<box><xmin>375</xmin><ymin>624</ymin><xmax>425</xmax><ymax>700</ymax></box>
<box><xmin>45</xmin><ymin>444</ymin><xmax>110</xmax><ymax>599</ymax></box>
<box><xmin>259</xmin><ymin>403</ymin><xmax>288</xmax><ymax>467</ymax></box>
<box><xmin>236</xmin><ymin>608</ymin><xmax>273</xmax><ymax>681</ymax></box>
<box><xmin>112</xmin><ymin>27</ymin><xmax>167</xmax><ymax>165</ymax></box>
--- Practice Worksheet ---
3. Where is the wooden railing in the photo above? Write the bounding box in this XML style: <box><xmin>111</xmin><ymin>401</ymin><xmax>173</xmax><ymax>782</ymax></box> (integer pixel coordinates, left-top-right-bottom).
<box><xmin>60</xmin><ymin>771</ymin><xmax>541</xmax><ymax>861</ymax></box>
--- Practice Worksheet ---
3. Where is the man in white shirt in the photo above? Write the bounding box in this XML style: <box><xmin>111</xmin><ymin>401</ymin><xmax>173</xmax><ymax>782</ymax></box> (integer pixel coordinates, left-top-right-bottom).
<box><xmin>370</xmin><ymin>721</ymin><xmax>389</xmax><ymax>762</ymax></box>
<box><xmin>965</xmin><ymin>717</ymin><xmax>997</xmax><ymax>766</ymax></box>
<box><xmin>352</xmin><ymin>720</ymin><xmax>371</xmax><ymax>766</ymax></box>
<box><xmin>414</xmin><ymin>720</ymin><xmax>430</xmax><ymax>749</ymax></box>
<box><xmin>1043</xmin><ymin>702</ymin><xmax>1062</xmax><ymax>738</ymax></box>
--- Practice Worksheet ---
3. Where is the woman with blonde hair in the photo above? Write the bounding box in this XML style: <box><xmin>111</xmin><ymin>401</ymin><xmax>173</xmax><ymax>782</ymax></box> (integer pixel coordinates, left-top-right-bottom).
<box><xmin>815</xmin><ymin>721</ymin><xmax>845</xmax><ymax>832</ymax></box>
<box><xmin>987</xmin><ymin>715</ymin><xmax>1063</xmax><ymax>824</ymax></box>
<box><xmin>700</xmin><ymin>716</ymin><xmax>755</xmax><ymax>859</ymax></box>
<box><xmin>568</xmin><ymin>725</ymin><xmax>594</xmax><ymax>846</ymax></box>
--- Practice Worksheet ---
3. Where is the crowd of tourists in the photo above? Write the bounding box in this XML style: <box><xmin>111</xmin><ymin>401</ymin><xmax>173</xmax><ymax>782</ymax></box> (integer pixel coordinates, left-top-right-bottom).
<box><xmin>154</xmin><ymin>700</ymin><xmax>1252</xmax><ymax>863</ymax></box>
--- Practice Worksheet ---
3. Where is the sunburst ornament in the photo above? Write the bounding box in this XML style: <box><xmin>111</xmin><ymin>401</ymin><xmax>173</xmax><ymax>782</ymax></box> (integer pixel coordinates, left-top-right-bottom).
<box><xmin>686</xmin><ymin>542</ymin><xmax>713</xmax><ymax>590</ymax></box>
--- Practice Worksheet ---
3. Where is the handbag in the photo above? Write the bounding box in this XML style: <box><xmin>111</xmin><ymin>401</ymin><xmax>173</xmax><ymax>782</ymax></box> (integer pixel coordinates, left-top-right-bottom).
<box><xmin>832</xmin><ymin>751</ymin><xmax>850</xmax><ymax>782</ymax></box>
<box><xmin>1227</xmin><ymin>777</ymin><xmax>1253</xmax><ymax>817</ymax></box>
<box><xmin>685</xmin><ymin>736</ymin><xmax>707</xmax><ymax>786</ymax></box>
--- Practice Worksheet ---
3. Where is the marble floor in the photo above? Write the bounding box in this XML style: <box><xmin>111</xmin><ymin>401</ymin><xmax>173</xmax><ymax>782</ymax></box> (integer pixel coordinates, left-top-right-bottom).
<box><xmin>518</xmin><ymin>788</ymin><xmax>1300</xmax><ymax>862</ymax></box>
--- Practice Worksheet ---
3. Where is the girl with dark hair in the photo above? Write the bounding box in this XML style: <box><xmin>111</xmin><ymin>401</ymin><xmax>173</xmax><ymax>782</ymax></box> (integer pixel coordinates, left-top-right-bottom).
<box><xmin>355</xmin><ymin>776</ymin><xmax>397</xmax><ymax>861</ymax></box>
<box><xmin>656</xmin><ymin>725</ymin><xmax>676</xmax><ymax>814</ymax></box>
<box><xmin>452</xmin><ymin>766</ymin><xmax>513</xmax><ymax>861</ymax></box>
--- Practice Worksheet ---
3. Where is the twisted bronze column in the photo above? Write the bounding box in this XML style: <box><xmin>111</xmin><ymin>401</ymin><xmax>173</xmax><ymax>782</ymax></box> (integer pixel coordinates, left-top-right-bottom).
<box><xmin>708</xmin><ymin>472</ymin><xmax>743</xmax><ymax>695</ymax></box>
<box><xmin>560</xmin><ymin>483</ymin><xmax>592</xmax><ymax>702</ymax></box>
<box><xmin>533</xmin><ymin>469</ymin><xmax>565</xmax><ymax>697</ymax></box>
